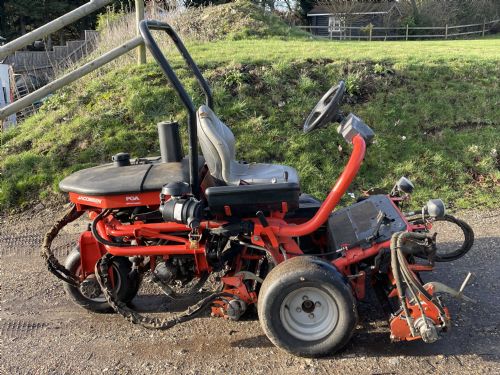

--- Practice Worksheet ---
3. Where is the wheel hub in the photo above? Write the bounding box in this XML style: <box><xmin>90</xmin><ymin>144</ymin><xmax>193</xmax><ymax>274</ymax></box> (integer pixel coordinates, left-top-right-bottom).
<box><xmin>301</xmin><ymin>299</ymin><xmax>315</xmax><ymax>313</ymax></box>
<box><xmin>280</xmin><ymin>286</ymin><xmax>339</xmax><ymax>341</ymax></box>
<box><xmin>80</xmin><ymin>275</ymin><xmax>102</xmax><ymax>299</ymax></box>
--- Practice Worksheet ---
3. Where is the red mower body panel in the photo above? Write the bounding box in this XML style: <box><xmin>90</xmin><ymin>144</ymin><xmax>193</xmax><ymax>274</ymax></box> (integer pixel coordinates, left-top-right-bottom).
<box><xmin>70</xmin><ymin>191</ymin><xmax>161</xmax><ymax>209</ymax></box>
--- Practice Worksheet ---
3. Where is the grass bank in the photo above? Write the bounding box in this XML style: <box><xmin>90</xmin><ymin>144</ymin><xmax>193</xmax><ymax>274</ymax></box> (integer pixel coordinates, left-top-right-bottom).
<box><xmin>1</xmin><ymin>37</ymin><xmax>499</xmax><ymax>211</ymax></box>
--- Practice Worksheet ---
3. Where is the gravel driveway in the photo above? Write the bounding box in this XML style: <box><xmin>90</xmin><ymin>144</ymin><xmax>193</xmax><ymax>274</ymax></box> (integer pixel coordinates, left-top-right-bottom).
<box><xmin>1</xmin><ymin>208</ymin><xmax>499</xmax><ymax>374</ymax></box>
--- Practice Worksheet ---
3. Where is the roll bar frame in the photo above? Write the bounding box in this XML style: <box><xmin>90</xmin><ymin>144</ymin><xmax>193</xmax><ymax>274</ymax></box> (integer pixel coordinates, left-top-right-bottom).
<box><xmin>139</xmin><ymin>20</ymin><xmax>214</xmax><ymax>198</ymax></box>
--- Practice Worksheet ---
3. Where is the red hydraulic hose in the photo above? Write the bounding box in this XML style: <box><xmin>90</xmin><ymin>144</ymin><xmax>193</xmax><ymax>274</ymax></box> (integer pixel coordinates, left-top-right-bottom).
<box><xmin>277</xmin><ymin>134</ymin><xmax>366</xmax><ymax>237</ymax></box>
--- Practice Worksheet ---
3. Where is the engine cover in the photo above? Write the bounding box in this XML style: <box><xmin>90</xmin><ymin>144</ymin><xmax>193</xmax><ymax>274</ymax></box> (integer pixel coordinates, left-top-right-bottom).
<box><xmin>327</xmin><ymin>195</ymin><xmax>407</xmax><ymax>251</ymax></box>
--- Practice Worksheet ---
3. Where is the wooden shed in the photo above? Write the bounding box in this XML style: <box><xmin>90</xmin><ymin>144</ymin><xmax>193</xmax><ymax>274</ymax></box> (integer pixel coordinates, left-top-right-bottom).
<box><xmin>308</xmin><ymin>2</ymin><xmax>402</xmax><ymax>38</ymax></box>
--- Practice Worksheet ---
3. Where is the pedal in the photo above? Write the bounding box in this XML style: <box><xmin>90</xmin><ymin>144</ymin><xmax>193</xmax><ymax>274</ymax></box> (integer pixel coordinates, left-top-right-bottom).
<box><xmin>458</xmin><ymin>272</ymin><xmax>476</xmax><ymax>303</ymax></box>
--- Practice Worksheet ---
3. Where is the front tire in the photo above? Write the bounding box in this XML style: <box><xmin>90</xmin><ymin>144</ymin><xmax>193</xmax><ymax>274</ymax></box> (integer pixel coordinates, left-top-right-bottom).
<box><xmin>257</xmin><ymin>256</ymin><xmax>357</xmax><ymax>357</ymax></box>
<box><xmin>63</xmin><ymin>248</ymin><xmax>140</xmax><ymax>313</ymax></box>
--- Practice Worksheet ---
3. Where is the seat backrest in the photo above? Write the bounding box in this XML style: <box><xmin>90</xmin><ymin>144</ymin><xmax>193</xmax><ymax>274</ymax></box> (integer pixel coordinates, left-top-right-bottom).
<box><xmin>197</xmin><ymin>105</ymin><xmax>236</xmax><ymax>183</ymax></box>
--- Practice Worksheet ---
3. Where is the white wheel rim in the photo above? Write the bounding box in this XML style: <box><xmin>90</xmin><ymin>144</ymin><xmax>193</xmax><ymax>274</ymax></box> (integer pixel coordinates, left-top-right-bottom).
<box><xmin>279</xmin><ymin>286</ymin><xmax>339</xmax><ymax>341</ymax></box>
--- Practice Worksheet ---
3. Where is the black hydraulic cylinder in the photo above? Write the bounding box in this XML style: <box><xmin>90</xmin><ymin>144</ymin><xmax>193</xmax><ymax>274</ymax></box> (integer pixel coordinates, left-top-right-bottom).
<box><xmin>157</xmin><ymin>121</ymin><xmax>183</xmax><ymax>163</ymax></box>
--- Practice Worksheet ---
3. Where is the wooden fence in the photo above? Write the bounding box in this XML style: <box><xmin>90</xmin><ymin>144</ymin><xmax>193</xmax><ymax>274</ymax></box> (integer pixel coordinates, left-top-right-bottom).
<box><xmin>298</xmin><ymin>19</ymin><xmax>499</xmax><ymax>41</ymax></box>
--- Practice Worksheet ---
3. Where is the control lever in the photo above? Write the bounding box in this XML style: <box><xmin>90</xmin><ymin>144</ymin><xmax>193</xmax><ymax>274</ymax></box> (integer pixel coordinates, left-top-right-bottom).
<box><xmin>367</xmin><ymin>211</ymin><xmax>386</xmax><ymax>241</ymax></box>
<box><xmin>424</xmin><ymin>272</ymin><xmax>476</xmax><ymax>303</ymax></box>
<box><xmin>459</xmin><ymin>272</ymin><xmax>474</xmax><ymax>296</ymax></box>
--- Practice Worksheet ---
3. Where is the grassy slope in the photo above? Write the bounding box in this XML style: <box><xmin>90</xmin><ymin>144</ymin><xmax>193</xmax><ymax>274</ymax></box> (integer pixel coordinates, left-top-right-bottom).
<box><xmin>1</xmin><ymin>38</ymin><xmax>499</xmax><ymax>211</ymax></box>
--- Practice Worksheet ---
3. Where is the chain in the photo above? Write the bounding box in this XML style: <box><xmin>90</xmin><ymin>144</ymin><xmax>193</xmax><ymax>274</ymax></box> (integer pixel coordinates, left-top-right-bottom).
<box><xmin>42</xmin><ymin>205</ymin><xmax>232</xmax><ymax>329</ymax></box>
<box><xmin>150</xmin><ymin>271</ymin><xmax>210</xmax><ymax>299</ymax></box>
<box><xmin>95</xmin><ymin>253</ymin><xmax>235</xmax><ymax>330</ymax></box>
<box><xmin>41</xmin><ymin>204</ymin><xmax>83</xmax><ymax>287</ymax></box>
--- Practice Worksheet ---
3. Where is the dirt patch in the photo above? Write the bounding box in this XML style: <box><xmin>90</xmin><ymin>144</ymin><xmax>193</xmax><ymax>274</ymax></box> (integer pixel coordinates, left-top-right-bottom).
<box><xmin>424</xmin><ymin>121</ymin><xmax>496</xmax><ymax>136</ymax></box>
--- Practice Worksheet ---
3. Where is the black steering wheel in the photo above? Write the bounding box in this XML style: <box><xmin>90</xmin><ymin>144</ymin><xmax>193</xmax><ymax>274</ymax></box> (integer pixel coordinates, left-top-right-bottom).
<box><xmin>303</xmin><ymin>81</ymin><xmax>346</xmax><ymax>133</ymax></box>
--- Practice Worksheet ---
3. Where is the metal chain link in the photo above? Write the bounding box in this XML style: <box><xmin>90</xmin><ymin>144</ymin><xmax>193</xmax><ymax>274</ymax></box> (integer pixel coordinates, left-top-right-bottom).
<box><xmin>95</xmin><ymin>253</ymin><xmax>235</xmax><ymax>330</ymax></box>
<box><xmin>42</xmin><ymin>205</ymin><xmax>232</xmax><ymax>329</ymax></box>
<box><xmin>150</xmin><ymin>271</ymin><xmax>210</xmax><ymax>299</ymax></box>
<box><xmin>41</xmin><ymin>204</ymin><xmax>83</xmax><ymax>286</ymax></box>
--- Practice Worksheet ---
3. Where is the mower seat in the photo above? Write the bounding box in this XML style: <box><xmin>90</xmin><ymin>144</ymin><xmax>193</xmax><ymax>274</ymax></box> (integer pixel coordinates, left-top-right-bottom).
<box><xmin>197</xmin><ymin>105</ymin><xmax>299</xmax><ymax>186</ymax></box>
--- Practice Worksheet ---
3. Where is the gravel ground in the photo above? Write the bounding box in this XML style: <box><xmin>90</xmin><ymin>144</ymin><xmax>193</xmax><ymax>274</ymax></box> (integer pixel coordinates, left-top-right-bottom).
<box><xmin>0</xmin><ymin>207</ymin><xmax>499</xmax><ymax>375</ymax></box>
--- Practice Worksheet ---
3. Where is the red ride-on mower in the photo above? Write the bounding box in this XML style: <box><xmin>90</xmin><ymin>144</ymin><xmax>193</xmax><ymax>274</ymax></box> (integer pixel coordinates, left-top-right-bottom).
<box><xmin>41</xmin><ymin>21</ymin><xmax>475</xmax><ymax>357</ymax></box>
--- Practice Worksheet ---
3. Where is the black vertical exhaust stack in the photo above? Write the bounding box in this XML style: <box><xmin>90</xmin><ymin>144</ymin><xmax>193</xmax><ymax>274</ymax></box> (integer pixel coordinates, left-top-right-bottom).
<box><xmin>157</xmin><ymin>121</ymin><xmax>183</xmax><ymax>163</ymax></box>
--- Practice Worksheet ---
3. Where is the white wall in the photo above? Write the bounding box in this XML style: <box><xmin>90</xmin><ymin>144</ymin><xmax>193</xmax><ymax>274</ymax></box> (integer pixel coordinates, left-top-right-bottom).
<box><xmin>0</xmin><ymin>64</ymin><xmax>17</xmax><ymax>128</ymax></box>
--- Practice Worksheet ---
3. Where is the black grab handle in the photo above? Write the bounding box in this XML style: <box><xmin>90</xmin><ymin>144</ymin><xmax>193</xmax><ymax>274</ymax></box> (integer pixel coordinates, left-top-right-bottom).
<box><xmin>139</xmin><ymin>20</ymin><xmax>214</xmax><ymax>198</ymax></box>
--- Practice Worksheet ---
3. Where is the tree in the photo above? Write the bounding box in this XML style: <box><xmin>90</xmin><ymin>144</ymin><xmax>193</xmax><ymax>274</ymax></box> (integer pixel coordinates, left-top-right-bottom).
<box><xmin>4</xmin><ymin>1</ymin><xmax>44</xmax><ymax>38</ymax></box>
<box><xmin>398</xmin><ymin>0</ymin><xmax>499</xmax><ymax>26</ymax></box>
<box><xmin>299</xmin><ymin>0</ymin><xmax>316</xmax><ymax>19</ymax></box>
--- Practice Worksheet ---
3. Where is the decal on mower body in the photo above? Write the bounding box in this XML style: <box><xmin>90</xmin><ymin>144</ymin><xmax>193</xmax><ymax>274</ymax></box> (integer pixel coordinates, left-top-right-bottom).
<box><xmin>69</xmin><ymin>191</ymin><xmax>161</xmax><ymax>209</ymax></box>
<box><xmin>77</xmin><ymin>196</ymin><xmax>102</xmax><ymax>204</ymax></box>
<box><xmin>125</xmin><ymin>195</ymin><xmax>141</xmax><ymax>202</ymax></box>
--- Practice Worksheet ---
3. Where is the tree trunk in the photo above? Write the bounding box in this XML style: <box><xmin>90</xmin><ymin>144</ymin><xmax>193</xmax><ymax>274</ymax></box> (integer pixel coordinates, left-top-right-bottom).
<box><xmin>20</xmin><ymin>16</ymin><xmax>27</xmax><ymax>35</ymax></box>
<box><xmin>0</xmin><ymin>1</ymin><xmax>5</xmax><ymax>38</ymax></box>
<box><xmin>409</xmin><ymin>0</ymin><xmax>419</xmax><ymax>23</ymax></box>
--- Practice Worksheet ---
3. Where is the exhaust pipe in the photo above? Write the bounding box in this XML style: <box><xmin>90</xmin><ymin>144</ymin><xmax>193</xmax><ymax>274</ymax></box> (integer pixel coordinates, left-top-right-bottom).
<box><xmin>157</xmin><ymin>121</ymin><xmax>183</xmax><ymax>163</ymax></box>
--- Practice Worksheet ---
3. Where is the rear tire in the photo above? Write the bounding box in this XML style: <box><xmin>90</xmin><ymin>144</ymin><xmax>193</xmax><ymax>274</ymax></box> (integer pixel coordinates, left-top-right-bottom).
<box><xmin>257</xmin><ymin>256</ymin><xmax>357</xmax><ymax>357</ymax></box>
<box><xmin>63</xmin><ymin>248</ymin><xmax>141</xmax><ymax>313</ymax></box>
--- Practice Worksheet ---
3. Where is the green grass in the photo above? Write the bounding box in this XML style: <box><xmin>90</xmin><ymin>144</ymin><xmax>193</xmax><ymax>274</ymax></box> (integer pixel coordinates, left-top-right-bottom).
<box><xmin>1</xmin><ymin>37</ymin><xmax>499</xmax><ymax>211</ymax></box>
<box><xmin>185</xmin><ymin>37</ymin><xmax>500</xmax><ymax>65</ymax></box>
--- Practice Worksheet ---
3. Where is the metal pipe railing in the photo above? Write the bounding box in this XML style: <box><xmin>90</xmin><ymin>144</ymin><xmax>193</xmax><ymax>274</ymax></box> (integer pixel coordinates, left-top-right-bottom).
<box><xmin>0</xmin><ymin>37</ymin><xmax>144</xmax><ymax>120</ymax></box>
<box><xmin>0</xmin><ymin>0</ymin><xmax>114</xmax><ymax>60</ymax></box>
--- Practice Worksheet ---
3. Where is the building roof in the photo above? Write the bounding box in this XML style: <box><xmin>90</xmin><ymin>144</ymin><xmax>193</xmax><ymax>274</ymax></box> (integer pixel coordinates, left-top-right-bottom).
<box><xmin>308</xmin><ymin>2</ymin><xmax>400</xmax><ymax>17</ymax></box>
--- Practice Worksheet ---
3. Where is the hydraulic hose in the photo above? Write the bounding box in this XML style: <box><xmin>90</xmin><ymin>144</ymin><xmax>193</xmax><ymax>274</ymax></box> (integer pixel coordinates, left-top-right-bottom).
<box><xmin>395</xmin><ymin>232</ymin><xmax>435</xmax><ymax>303</ymax></box>
<box><xmin>91</xmin><ymin>210</ymin><xmax>134</xmax><ymax>248</ymax></box>
<box><xmin>391</xmin><ymin>231</ymin><xmax>447</xmax><ymax>325</ymax></box>
<box><xmin>390</xmin><ymin>232</ymin><xmax>416</xmax><ymax>336</ymax></box>
<box><xmin>407</xmin><ymin>214</ymin><xmax>474</xmax><ymax>262</ymax></box>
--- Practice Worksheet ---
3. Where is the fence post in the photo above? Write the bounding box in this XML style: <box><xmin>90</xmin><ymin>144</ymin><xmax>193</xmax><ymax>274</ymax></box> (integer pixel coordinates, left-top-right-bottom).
<box><xmin>135</xmin><ymin>0</ymin><xmax>146</xmax><ymax>65</ymax></box>
<box><xmin>445</xmin><ymin>24</ymin><xmax>448</xmax><ymax>39</ymax></box>
<box><xmin>482</xmin><ymin>19</ymin><xmax>486</xmax><ymax>37</ymax></box>
<box><xmin>405</xmin><ymin>24</ymin><xmax>409</xmax><ymax>41</ymax></box>
<box><xmin>369</xmin><ymin>23</ymin><xmax>373</xmax><ymax>41</ymax></box>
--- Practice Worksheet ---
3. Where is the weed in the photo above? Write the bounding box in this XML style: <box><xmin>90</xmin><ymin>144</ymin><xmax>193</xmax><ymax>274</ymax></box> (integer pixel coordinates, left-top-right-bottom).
<box><xmin>345</xmin><ymin>74</ymin><xmax>362</xmax><ymax>96</ymax></box>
